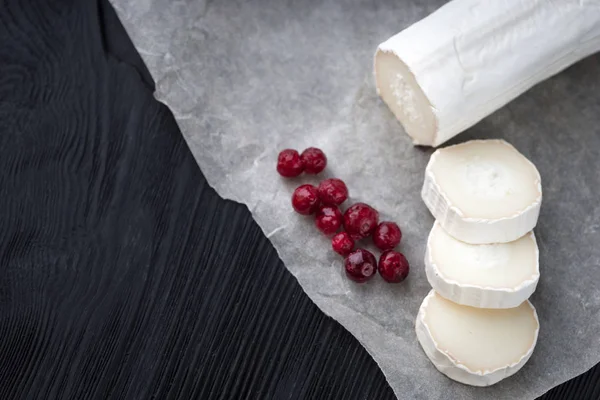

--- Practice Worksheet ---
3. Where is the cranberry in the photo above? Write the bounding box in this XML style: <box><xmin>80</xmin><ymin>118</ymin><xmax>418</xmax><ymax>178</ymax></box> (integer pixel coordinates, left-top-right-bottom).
<box><xmin>332</xmin><ymin>232</ymin><xmax>355</xmax><ymax>256</ymax></box>
<box><xmin>378</xmin><ymin>251</ymin><xmax>409</xmax><ymax>283</ymax></box>
<box><xmin>343</xmin><ymin>203</ymin><xmax>379</xmax><ymax>240</ymax></box>
<box><xmin>373</xmin><ymin>221</ymin><xmax>402</xmax><ymax>251</ymax></box>
<box><xmin>300</xmin><ymin>147</ymin><xmax>327</xmax><ymax>174</ymax></box>
<box><xmin>344</xmin><ymin>249</ymin><xmax>377</xmax><ymax>283</ymax></box>
<box><xmin>318</xmin><ymin>178</ymin><xmax>348</xmax><ymax>206</ymax></box>
<box><xmin>277</xmin><ymin>149</ymin><xmax>304</xmax><ymax>177</ymax></box>
<box><xmin>315</xmin><ymin>205</ymin><xmax>343</xmax><ymax>235</ymax></box>
<box><xmin>292</xmin><ymin>184</ymin><xmax>320</xmax><ymax>215</ymax></box>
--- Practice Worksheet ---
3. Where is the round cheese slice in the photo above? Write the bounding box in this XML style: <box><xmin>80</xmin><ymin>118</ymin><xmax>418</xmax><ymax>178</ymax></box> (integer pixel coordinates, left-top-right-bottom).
<box><xmin>415</xmin><ymin>290</ymin><xmax>539</xmax><ymax>387</ymax></box>
<box><xmin>425</xmin><ymin>222</ymin><xmax>539</xmax><ymax>309</ymax></box>
<box><xmin>422</xmin><ymin>139</ymin><xmax>542</xmax><ymax>244</ymax></box>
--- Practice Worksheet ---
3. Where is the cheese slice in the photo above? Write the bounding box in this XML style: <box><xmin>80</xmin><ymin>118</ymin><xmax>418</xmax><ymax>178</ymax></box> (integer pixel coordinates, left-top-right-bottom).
<box><xmin>375</xmin><ymin>0</ymin><xmax>600</xmax><ymax>147</ymax></box>
<box><xmin>422</xmin><ymin>139</ymin><xmax>542</xmax><ymax>244</ymax></box>
<box><xmin>415</xmin><ymin>290</ymin><xmax>539</xmax><ymax>387</ymax></box>
<box><xmin>425</xmin><ymin>221</ymin><xmax>539</xmax><ymax>309</ymax></box>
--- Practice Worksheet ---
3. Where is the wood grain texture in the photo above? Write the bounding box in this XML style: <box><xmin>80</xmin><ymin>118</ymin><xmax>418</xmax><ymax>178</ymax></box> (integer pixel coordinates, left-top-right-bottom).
<box><xmin>0</xmin><ymin>0</ymin><xmax>597</xmax><ymax>399</ymax></box>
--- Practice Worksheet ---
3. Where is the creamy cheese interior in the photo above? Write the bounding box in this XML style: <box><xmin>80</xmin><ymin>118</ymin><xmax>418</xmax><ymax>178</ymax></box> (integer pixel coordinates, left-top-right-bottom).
<box><xmin>430</xmin><ymin>141</ymin><xmax>540</xmax><ymax>219</ymax></box>
<box><xmin>429</xmin><ymin>223</ymin><xmax>538</xmax><ymax>288</ymax></box>
<box><xmin>375</xmin><ymin>50</ymin><xmax>436</xmax><ymax>145</ymax></box>
<box><xmin>423</xmin><ymin>292</ymin><xmax>538</xmax><ymax>372</ymax></box>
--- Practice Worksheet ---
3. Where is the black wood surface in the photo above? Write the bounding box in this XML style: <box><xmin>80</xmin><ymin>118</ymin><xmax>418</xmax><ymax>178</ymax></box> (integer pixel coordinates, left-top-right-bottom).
<box><xmin>0</xmin><ymin>0</ymin><xmax>598</xmax><ymax>398</ymax></box>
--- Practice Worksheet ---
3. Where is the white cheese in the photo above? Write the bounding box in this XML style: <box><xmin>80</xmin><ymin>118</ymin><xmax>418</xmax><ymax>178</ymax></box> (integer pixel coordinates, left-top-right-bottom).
<box><xmin>425</xmin><ymin>221</ymin><xmax>539</xmax><ymax>309</ymax></box>
<box><xmin>375</xmin><ymin>0</ymin><xmax>600</xmax><ymax>147</ymax></box>
<box><xmin>415</xmin><ymin>290</ymin><xmax>539</xmax><ymax>387</ymax></box>
<box><xmin>422</xmin><ymin>139</ymin><xmax>542</xmax><ymax>244</ymax></box>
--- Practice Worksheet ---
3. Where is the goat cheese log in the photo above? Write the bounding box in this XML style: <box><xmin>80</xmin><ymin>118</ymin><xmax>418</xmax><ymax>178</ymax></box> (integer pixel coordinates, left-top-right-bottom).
<box><xmin>375</xmin><ymin>0</ymin><xmax>600</xmax><ymax>147</ymax></box>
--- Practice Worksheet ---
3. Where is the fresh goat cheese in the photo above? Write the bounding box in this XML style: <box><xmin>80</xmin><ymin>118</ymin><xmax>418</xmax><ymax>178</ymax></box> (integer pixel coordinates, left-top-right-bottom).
<box><xmin>416</xmin><ymin>290</ymin><xmax>539</xmax><ymax>386</ymax></box>
<box><xmin>375</xmin><ymin>0</ymin><xmax>600</xmax><ymax>146</ymax></box>
<box><xmin>425</xmin><ymin>221</ymin><xmax>539</xmax><ymax>309</ymax></box>
<box><xmin>422</xmin><ymin>139</ymin><xmax>542</xmax><ymax>244</ymax></box>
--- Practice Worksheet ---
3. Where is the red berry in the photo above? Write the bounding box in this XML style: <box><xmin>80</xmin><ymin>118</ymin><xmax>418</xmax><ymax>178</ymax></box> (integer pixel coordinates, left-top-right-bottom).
<box><xmin>300</xmin><ymin>147</ymin><xmax>327</xmax><ymax>174</ymax></box>
<box><xmin>378</xmin><ymin>251</ymin><xmax>409</xmax><ymax>283</ymax></box>
<box><xmin>332</xmin><ymin>232</ymin><xmax>355</xmax><ymax>256</ymax></box>
<box><xmin>343</xmin><ymin>203</ymin><xmax>379</xmax><ymax>240</ymax></box>
<box><xmin>277</xmin><ymin>149</ymin><xmax>304</xmax><ymax>177</ymax></box>
<box><xmin>344</xmin><ymin>249</ymin><xmax>377</xmax><ymax>283</ymax></box>
<box><xmin>318</xmin><ymin>178</ymin><xmax>348</xmax><ymax>206</ymax></box>
<box><xmin>373</xmin><ymin>221</ymin><xmax>402</xmax><ymax>251</ymax></box>
<box><xmin>292</xmin><ymin>184</ymin><xmax>320</xmax><ymax>215</ymax></box>
<box><xmin>315</xmin><ymin>205</ymin><xmax>343</xmax><ymax>235</ymax></box>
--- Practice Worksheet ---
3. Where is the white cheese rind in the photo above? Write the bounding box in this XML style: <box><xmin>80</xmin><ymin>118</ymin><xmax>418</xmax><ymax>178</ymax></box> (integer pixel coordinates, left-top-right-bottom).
<box><xmin>422</xmin><ymin>139</ymin><xmax>542</xmax><ymax>244</ymax></box>
<box><xmin>415</xmin><ymin>290</ymin><xmax>539</xmax><ymax>387</ymax></box>
<box><xmin>425</xmin><ymin>222</ymin><xmax>540</xmax><ymax>309</ymax></box>
<box><xmin>375</xmin><ymin>0</ymin><xmax>600</xmax><ymax>147</ymax></box>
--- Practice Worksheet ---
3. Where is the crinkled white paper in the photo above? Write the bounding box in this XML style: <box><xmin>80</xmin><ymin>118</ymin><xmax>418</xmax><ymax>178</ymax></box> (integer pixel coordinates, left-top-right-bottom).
<box><xmin>112</xmin><ymin>0</ymin><xmax>600</xmax><ymax>398</ymax></box>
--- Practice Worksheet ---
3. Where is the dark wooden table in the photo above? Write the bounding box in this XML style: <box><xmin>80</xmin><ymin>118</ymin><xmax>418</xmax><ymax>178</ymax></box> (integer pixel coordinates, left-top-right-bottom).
<box><xmin>0</xmin><ymin>0</ymin><xmax>598</xmax><ymax>398</ymax></box>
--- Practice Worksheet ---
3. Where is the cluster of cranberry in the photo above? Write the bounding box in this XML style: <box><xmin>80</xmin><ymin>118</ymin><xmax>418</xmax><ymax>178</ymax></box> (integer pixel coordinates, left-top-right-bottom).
<box><xmin>277</xmin><ymin>147</ymin><xmax>409</xmax><ymax>284</ymax></box>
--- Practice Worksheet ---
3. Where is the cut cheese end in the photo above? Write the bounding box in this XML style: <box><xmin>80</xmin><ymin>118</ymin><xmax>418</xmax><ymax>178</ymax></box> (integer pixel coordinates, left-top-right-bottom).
<box><xmin>375</xmin><ymin>0</ymin><xmax>600</xmax><ymax>147</ymax></box>
<box><xmin>374</xmin><ymin>50</ymin><xmax>436</xmax><ymax>145</ymax></box>
<box><xmin>415</xmin><ymin>290</ymin><xmax>539</xmax><ymax>387</ymax></box>
<box><xmin>422</xmin><ymin>139</ymin><xmax>542</xmax><ymax>244</ymax></box>
<box><xmin>425</xmin><ymin>221</ymin><xmax>539</xmax><ymax>308</ymax></box>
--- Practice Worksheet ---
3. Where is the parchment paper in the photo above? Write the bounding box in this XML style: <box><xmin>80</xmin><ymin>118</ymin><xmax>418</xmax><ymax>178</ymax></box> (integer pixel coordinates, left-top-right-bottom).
<box><xmin>111</xmin><ymin>0</ymin><xmax>600</xmax><ymax>398</ymax></box>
